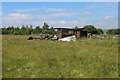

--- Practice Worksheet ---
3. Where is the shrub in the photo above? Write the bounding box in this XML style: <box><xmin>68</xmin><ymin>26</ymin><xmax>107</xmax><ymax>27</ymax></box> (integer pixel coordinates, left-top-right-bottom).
<box><xmin>40</xmin><ymin>37</ymin><xmax>45</xmax><ymax>40</ymax></box>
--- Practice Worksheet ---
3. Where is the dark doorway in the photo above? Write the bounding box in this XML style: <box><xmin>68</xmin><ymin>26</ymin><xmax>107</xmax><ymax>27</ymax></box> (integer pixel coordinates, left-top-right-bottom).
<box><xmin>80</xmin><ymin>31</ymin><xmax>88</xmax><ymax>38</ymax></box>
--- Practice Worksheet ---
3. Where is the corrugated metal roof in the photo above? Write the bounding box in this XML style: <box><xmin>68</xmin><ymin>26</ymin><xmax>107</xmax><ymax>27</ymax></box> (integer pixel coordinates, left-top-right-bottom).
<box><xmin>54</xmin><ymin>28</ymin><xmax>84</xmax><ymax>31</ymax></box>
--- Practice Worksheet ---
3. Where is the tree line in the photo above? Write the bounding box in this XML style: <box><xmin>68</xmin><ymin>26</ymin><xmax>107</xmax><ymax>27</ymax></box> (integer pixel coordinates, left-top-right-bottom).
<box><xmin>106</xmin><ymin>29</ymin><xmax>120</xmax><ymax>35</ymax></box>
<box><xmin>1</xmin><ymin>23</ymin><xmax>120</xmax><ymax>35</ymax></box>
<box><xmin>83</xmin><ymin>25</ymin><xmax>104</xmax><ymax>34</ymax></box>
<box><xmin>83</xmin><ymin>25</ymin><xmax>120</xmax><ymax>35</ymax></box>
<box><xmin>2</xmin><ymin>23</ymin><xmax>55</xmax><ymax>35</ymax></box>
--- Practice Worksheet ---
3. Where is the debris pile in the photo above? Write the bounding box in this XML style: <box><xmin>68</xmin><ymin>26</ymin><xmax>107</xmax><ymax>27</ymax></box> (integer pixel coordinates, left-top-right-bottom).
<box><xmin>58</xmin><ymin>35</ymin><xmax>76</xmax><ymax>42</ymax></box>
<box><xmin>28</xmin><ymin>37</ymin><xmax>41</xmax><ymax>40</ymax></box>
<box><xmin>27</xmin><ymin>34</ymin><xmax>76</xmax><ymax>42</ymax></box>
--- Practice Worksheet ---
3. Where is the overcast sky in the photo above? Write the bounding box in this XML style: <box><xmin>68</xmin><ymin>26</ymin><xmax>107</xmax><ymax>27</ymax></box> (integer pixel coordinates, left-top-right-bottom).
<box><xmin>2</xmin><ymin>2</ymin><xmax>118</xmax><ymax>29</ymax></box>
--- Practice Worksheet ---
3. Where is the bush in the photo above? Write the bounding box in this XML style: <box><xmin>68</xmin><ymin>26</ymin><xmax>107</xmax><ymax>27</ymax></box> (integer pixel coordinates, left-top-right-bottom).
<box><xmin>40</xmin><ymin>37</ymin><xmax>45</xmax><ymax>40</ymax></box>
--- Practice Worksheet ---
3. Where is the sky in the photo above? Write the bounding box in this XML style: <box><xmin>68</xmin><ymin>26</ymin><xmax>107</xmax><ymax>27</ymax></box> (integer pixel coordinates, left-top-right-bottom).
<box><xmin>2</xmin><ymin>2</ymin><xmax>118</xmax><ymax>29</ymax></box>
<box><xmin>1</xmin><ymin>0</ymin><xmax>119</xmax><ymax>2</ymax></box>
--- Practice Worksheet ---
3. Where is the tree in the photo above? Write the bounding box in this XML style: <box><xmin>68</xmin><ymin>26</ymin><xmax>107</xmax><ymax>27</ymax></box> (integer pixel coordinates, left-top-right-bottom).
<box><xmin>13</xmin><ymin>31</ymin><xmax>19</xmax><ymax>35</ymax></box>
<box><xmin>2</xmin><ymin>28</ymin><xmax>8</xmax><ymax>34</ymax></box>
<box><xmin>49</xmin><ymin>27</ymin><xmax>55</xmax><ymax>34</ymax></box>
<box><xmin>106</xmin><ymin>29</ymin><xmax>113</xmax><ymax>35</ymax></box>
<box><xmin>14</xmin><ymin>26</ymin><xmax>20</xmax><ymax>35</ymax></box>
<box><xmin>42</xmin><ymin>22</ymin><xmax>50</xmax><ymax>34</ymax></box>
<box><xmin>10</xmin><ymin>30</ymin><xmax>14</xmax><ymax>34</ymax></box>
<box><xmin>15</xmin><ymin>26</ymin><xmax>20</xmax><ymax>31</ymax></box>
<box><xmin>7</xmin><ymin>26</ymin><xmax>12</xmax><ymax>34</ymax></box>
<box><xmin>29</xmin><ymin>25</ymin><xmax>33</xmax><ymax>34</ymax></box>
<box><xmin>83</xmin><ymin>25</ymin><xmax>98</xmax><ymax>34</ymax></box>
<box><xmin>9</xmin><ymin>26</ymin><xmax>14</xmax><ymax>34</ymax></box>
<box><xmin>25</xmin><ymin>25</ymin><xmax>29</xmax><ymax>35</ymax></box>
<box><xmin>25</xmin><ymin>25</ymin><xmax>33</xmax><ymax>35</ymax></box>
<box><xmin>116</xmin><ymin>29</ymin><xmax>120</xmax><ymax>34</ymax></box>
<box><xmin>74</xmin><ymin>26</ymin><xmax>78</xmax><ymax>29</ymax></box>
<box><xmin>33</xmin><ymin>26</ymin><xmax>42</xmax><ymax>34</ymax></box>
<box><xmin>112</xmin><ymin>29</ymin><xmax>117</xmax><ymax>35</ymax></box>
<box><xmin>42</xmin><ymin>22</ymin><xmax>49</xmax><ymax>30</ymax></box>
<box><xmin>113</xmin><ymin>29</ymin><xmax>120</xmax><ymax>34</ymax></box>
<box><xmin>97</xmin><ymin>28</ymin><xmax>104</xmax><ymax>34</ymax></box>
<box><xmin>20</xmin><ymin>25</ymin><xmax>26</xmax><ymax>35</ymax></box>
<box><xmin>106</xmin><ymin>29</ymin><xmax>120</xmax><ymax>35</ymax></box>
<box><xmin>11</xmin><ymin>26</ymin><xmax>14</xmax><ymax>30</ymax></box>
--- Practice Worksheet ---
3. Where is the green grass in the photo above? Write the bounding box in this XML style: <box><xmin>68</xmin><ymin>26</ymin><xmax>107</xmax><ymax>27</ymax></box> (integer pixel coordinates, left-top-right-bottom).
<box><xmin>2</xmin><ymin>35</ymin><xmax>118</xmax><ymax>78</ymax></box>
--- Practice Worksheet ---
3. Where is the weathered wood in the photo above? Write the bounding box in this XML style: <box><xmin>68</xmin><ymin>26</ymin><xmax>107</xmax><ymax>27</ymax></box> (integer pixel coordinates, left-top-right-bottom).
<box><xmin>54</xmin><ymin>28</ymin><xmax>88</xmax><ymax>39</ymax></box>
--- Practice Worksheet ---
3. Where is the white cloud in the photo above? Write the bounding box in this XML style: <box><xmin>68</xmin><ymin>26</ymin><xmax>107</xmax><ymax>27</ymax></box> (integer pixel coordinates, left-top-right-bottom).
<box><xmin>50</xmin><ymin>12</ymin><xmax>78</xmax><ymax>17</ymax></box>
<box><xmin>3</xmin><ymin>13</ymin><xmax>33</xmax><ymax>21</ymax></box>
<box><xmin>47</xmin><ymin>21</ymin><xmax>86</xmax><ymax>28</ymax></box>
<box><xmin>84</xmin><ymin>11</ymin><xmax>91</xmax><ymax>15</ymax></box>
<box><xmin>2</xmin><ymin>13</ymin><xmax>85</xmax><ymax>27</ymax></box>
<box><xmin>95</xmin><ymin>20</ymin><xmax>117</xmax><ymax>29</ymax></box>
<box><xmin>104</xmin><ymin>16</ymin><xmax>112</xmax><ymax>20</ymax></box>
<box><xmin>2</xmin><ymin>13</ymin><xmax>117</xmax><ymax>29</ymax></box>
<box><xmin>3</xmin><ymin>12</ymin><xmax>78</xmax><ymax>25</ymax></box>
<box><xmin>3</xmin><ymin>13</ymin><xmax>34</xmax><ymax>27</ymax></box>
<box><xmin>58</xmin><ymin>21</ymin><xmax>66</xmax><ymax>24</ymax></box>
<box><xmin>46</xmin><ymin>8</ymin><xmax>66</xmax><ymax>12</ymax></box>
<box><xmin>14</xmin><ymin>8</ymin><xmax>39</xmax><ymax>12</ymax></box>
<box><xmin>82</xmin><ymin>6</ymin><xmax>95</xmax><ymax>10</ymax></box>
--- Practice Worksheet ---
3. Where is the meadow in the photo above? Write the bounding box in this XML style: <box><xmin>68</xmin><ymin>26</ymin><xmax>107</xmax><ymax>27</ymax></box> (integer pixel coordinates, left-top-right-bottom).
<box><xmin>2</xmin><ymin>35</ymin><xmax>118</xmax><ymax>78</ymax></box>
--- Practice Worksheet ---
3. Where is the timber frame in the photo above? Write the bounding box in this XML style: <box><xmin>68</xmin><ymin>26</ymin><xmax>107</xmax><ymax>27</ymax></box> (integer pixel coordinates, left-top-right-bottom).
<box><xmin>54</xmin><ymin>28</ymin><xmax>88</xmax><ymax>39</ymax></box>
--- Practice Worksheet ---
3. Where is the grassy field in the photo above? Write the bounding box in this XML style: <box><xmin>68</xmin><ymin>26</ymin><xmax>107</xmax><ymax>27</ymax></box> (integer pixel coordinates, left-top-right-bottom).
<box><xmin>2</xmin><ymin>35</ymin><xmax>118</xmax><ymax>78</ymax></box>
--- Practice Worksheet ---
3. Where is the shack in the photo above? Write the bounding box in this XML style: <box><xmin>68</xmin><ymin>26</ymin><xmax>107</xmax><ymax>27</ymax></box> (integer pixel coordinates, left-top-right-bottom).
<box><xmin>54</xmin><ymin>28</ymin><xmax>88</xmax><ymax>39</ymax></box>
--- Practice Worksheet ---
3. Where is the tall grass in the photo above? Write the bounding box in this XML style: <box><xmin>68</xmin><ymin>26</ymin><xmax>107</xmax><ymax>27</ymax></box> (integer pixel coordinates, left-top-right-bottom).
<box><xmin>2</xmin><ymin>35</ymin><xmax>118</xmax><ymax>78</ymax></box>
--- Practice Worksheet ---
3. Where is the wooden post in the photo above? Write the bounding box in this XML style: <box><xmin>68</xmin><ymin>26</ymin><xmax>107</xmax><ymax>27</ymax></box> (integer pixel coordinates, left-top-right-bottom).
<box><xmin>61</xmin><ymin>29</ymin><xmax>64</xmax><ymax>38</ymax></box>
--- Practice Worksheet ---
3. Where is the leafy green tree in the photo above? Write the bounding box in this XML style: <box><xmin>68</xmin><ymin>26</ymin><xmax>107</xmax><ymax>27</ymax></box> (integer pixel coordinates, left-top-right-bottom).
<box><xmin>83</xmin><ymin>25</ymin><xmax>98</xmax><ymax>34</ymax></box>
<box><xmin>112</xmin><ymin>29</ymin><xmax>120</xmax><ymax>34</ymax></box>
<box><xmin>13</xmin><ymin>31</ymin><xmax>19</xmax><ymax>35</ymax></box>
<box><xmin>97</xmin><ymin>28</ymin><xmax>104</xmax><ymax>34</ymax></box>
<box><xmin>42</xmin><ymin>30</ymin><xmax>47</xmax><ymax>34</ymax></box>
<box><xmin>106</xmin><ymin>29</ymin><xmax>120</xmax><ymax>35</ymax></box>
<box><xmin>7</xmin><ymin>26</ymin><xmax>12</xmax><ymax>34</ymax></box>
<box><xmin>116</xmin><ymin>29</ymin><xmax>120</xmax><ymax>34</ymax></box>
<box><xmin>42</xmin><ymin>22</ymin><xmax>50</xmax><ymax>34</ymax></box>
<box><xmin>74</xmin><ymin>26</ymin><xmax>78</xmax><ymax>29</ymax></box>
<box><xmin>26</xmin><ymin>25</ymin><xmax>28</xmax><ymax>29</ymax></box>
<box><xmin>49</xmin><ymin>27</ymin><xmax>55</xmax><ymax>34</ymax></box>
<box><xmin>11</xmin><ymin>26</ymin><xmax>14</xmax><ymax>30</ymax></box>
<box><xmin>15</xmin><ymin>26</ymin><xmax>20</xmax><ymax>31</ymax></box>
<box><xmin>33</xmin><ymin>26</ymin><xmax>42</xmax><ymax>34</ymax></box>
<box><xmin>42</xmin><ymin>22</ymin><xmax>49</xmax><ymax>30</ymax></box>
<box><xmin>20</xmin><ymin>25</ymin><xmax>26</xmax><ymax>35</ymax></box>
<box><xmin>28</xmin><ymin>25</ymin><xmax>33</xmax><ymax>34</ymax></box>
<box><xmin>9</xmin><ymin>26</ymin><xmax>14</xmax><ymax>34</ymax></box>
<box><xmin>14</xmin><ymin>26</ymin><xmax>20</xmax><ymax>35</ymax></box>
<box><xmin>25</xmin><ymin>25</ymin><xmax>30</xmax><ymax>35</ymax></box>
<box><xmin>10</xmin><ymin>30</ymin><xmax>14</xmax><ymax>34</ymax></box>
<box><xmin>2</xmin><ymin>28</ymin><xmax>8</xmax><ymax>34</ymax></box>
<box><xmin>106</xmin><ymin>29</ymin><xmax>113</xmax><ymax>35</ymax></box>
<box><xmin>112</xmin><ymin>29</ymin><xmax>117</xmax><ymax>35</ymax></box>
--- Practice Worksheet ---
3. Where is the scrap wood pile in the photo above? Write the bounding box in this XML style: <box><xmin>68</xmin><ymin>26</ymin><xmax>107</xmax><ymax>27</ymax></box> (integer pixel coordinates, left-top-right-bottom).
<box><xmin>88</xmin><ymin>33</ymin><xmax>119</xmax><ymax>39</ymax></box>
<box><xmin>28</xmin><ymin>34</ymin><xmax>58</xmax><ymax>40</ymax></box>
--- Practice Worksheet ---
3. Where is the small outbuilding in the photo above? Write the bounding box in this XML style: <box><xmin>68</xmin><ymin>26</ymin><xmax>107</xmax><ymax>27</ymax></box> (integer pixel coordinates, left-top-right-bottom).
<box><xmin>54</xmin><ymin>28</ymin><xmax>88</xmax><ymax>39</ymax></box>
